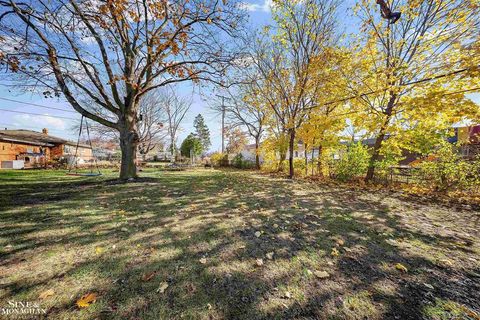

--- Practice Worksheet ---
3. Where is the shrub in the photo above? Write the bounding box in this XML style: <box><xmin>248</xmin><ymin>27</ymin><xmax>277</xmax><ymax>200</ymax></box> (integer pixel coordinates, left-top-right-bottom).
<box><xmin>293</xmin><ymin>158</ymin><xmax>307</xmax><ymax>175</ymax></box>
<box><xmin>210</xmin><ymin>152</ymin><xmax>229</xmax><ymax>167</ymax></box>
<box><xmin>417</xmin><ymin>141</ymin><xmax>477</xmax><ymax>191</ymax></box>
<box><xmin>232</xmin><ymin>153</ymin><xmax>255</xmax><ymax>169</ymax></box>
<box><xmin>332</xmin><ymin>143</ymin><xmax>370</xmax><ymax>182</ymax></box>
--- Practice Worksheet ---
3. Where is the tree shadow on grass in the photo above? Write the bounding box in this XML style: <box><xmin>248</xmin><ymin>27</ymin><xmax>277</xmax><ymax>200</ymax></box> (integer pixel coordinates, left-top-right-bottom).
<box><xmin>0</xmin><ymin>170</ymin><xmax>479</xmax><ymax>319</ymax></box>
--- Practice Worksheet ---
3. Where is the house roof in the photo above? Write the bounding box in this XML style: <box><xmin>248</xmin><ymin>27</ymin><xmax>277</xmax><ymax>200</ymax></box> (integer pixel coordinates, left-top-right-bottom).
<box><xmin>0</xmin><ymin>129</ymin><xmax>91</xmax><ymax>149</ymax></box>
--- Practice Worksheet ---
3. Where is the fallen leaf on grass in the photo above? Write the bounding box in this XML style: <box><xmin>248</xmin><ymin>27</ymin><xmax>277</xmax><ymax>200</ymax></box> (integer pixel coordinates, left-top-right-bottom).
<box><xmin>423</xmin><ymin>283</ymin><xmax>434</xmax><ymax>290</ymax></box>
<box><xmin>439</xmin><ymin>259</ymin><xmax>453</xmax><ymax>266</ymax></box>
<box><xmin>186</xmin><ymin>283</ymin><xmax>197</xmax><ymax>294</ymax></box>
<box><xmin>156</xmin><ymin>282</ymin><xmax>169</xmax><ymax>294</ymax></box>
<box><xmin>95</xmin><ymin>247</ymin><xmax>104</xmax><ymax>254</ymax></box>
<box><xmin>395</xmin><ymin>263</ymin><xmax>408</xmax><ymax>273</ymax></box>
<box><xmin>199</xmin><ymin>258</ymin><xmax>207</xmax><ymax>264</ymax></box>
<box><xmin>76</xmin><ymin>293</ymin><xmax>97</xmax><ymax>308</ymax></box>
<box><xmin>284</xmin><ymin>291</ymin><xmax>291</xmax><ymax>299</ymax></box>
<box><xmin>256</xmin><ymin>258</ymin><xmax>264</xmax><ymax>266</ymax></box>
<box><xmin>314</xmin><ymin>271</ymin><xmax>330</xmax><ymax>279</ymax></box>
<box><xmin>331</xmin><ymin>248</ymin><xmax>339</xmax><ymax>257</ymax></box>
<box><xmin>39</xmin><ymin>289</ymin><xmax>54</xmax><ymax>299</ymax></box>
<box><xmin>142</xmin><ymin>272</ymin><xmax>156</xmax><ymax>282</ymax></box>
<box><xmin>266</xmin><ymin>252</ymin><xmax>274</xmax><ymax>260</ymax></box>
<box><xmin>254</xmin><ymin>231</ymin><xmax>262</xmax><ymax>238</ymax></box>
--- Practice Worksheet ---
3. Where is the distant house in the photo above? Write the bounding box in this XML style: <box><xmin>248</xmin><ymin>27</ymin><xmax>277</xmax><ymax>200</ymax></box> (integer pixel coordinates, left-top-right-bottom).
<box><xmin>0</xmin><ymin>128</ymin><xmax>93</xmax><ymax>169</ymax></box>
<box><xmin>342</xmin><ymin>124</ymin><xmax>480</xmax><ymax>165</ymax></box>
<box><xmin>237</xmin><ymin>125</ymin><xmax>480</xmax><ymax>167</ymax></box>
<box><xmin>151</xmin><ymin>144</ymin><xmax>173</xmax><ymax>162</ymax></box>
<box><xmin>240</xmin><ymin>144</ymin><xmax>262</xmax><ymax>162</ymax></box>
<box><xmin>239</xmin><ymin>142</ymin><xmax>306</xmax><ymax>163</ymax></box>
<box><xmin>451</xmin><ymin>124</ymin><xmax>480</xmax><ymax>159</ymax></box>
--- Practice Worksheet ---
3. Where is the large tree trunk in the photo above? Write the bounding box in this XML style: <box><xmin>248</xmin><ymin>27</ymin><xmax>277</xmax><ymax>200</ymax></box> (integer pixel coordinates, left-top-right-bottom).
<box><xmin>365</xmin><ymin>131</ymin><xmax>386</xmax><ymax>182</ymax></box>
<box><xmin>311</xmin><ymin>149</ymin><xmax>315</xmax><ymax>175</ymax></box>
<box><xmin>317</xmin><ymin>145</ymin><xmax>323</xmax><ymax>177</ymax></box>
<box><xmin>255</xmin><ymin>138</ymin><xmax>260</xmax><ymax>170</ymax></box>
<box><xmin>365</xmin><ymin>94</ymin><xmax>396</xmax><ymax>182</ymax></box>
<box><xmin>278</xmin><ymin>152</ymin><xmax>286</xmax><ymax>172</ymax></box>
<box><xmin>304</xmin><ymin>144</ymin><xmax>308</xmax><ymax>176</ymax></box>
<box><xmin>170</xmin><ymin>136</ymin><xmax>176</xmax><ymax>163</ymax></box>
<box><xmin>119</xmin><ymin>118</ymin><xmax>139</xmax><ymax>180</ymax></box>
<box><xmin>288</xmin><ymin>129</ymin><xmax>295</xmax><ymax>179</ymax></box>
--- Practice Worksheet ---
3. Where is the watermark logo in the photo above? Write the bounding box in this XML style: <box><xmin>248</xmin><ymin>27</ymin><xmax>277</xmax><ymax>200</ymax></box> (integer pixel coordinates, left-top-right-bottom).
<box><xmin>0</xmin><ymin>301</ymin><xmax>47</xmax><ymax>317</ymax></box>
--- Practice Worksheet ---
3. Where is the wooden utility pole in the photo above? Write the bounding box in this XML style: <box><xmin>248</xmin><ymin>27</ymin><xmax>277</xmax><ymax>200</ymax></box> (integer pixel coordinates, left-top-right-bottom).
<box><xmin>216</xmin><ymin>94</ymin><xmax>230</xmax><ymax>153</ymax></box>
<box><xmin>222</xmin><ymin>102</ymin><xmax>225</xmax><ymax>154</ymax></box>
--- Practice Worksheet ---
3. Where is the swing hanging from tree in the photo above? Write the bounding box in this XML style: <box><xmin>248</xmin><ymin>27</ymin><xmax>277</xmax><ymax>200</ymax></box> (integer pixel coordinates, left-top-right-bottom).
<box><xmin>66</xmin><ymin>115</ymin><xmax>102</xmax><ymax>177</ymax></box>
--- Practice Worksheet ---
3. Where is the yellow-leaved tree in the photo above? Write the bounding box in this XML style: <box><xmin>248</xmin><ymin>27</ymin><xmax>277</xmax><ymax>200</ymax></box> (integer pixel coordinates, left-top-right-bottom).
<box><xmin>250</xmin><ymin>0</ymin><xmax>340</xmax><ymax>178</ymax></box>
<box><xmin>295</xmin><ymin>48</ymin><xmax>349</xmax><ymax>176</ymax></box>
<box><xmin>346</xmin><ymin>0</ymin><xmax>480</xmax><ymax>181</ymax></box>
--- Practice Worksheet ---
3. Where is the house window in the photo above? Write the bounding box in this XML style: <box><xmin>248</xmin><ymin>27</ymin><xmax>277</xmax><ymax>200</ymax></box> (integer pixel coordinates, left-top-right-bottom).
<box><xmin>24</xmin><ymin>156</ymin><xmax>30</xmax><ymax>163</ymax></box>
<box><xmin>27</xmin><ymin>148</ymin><xmax>33</xmax><ymax>153</ymax></box>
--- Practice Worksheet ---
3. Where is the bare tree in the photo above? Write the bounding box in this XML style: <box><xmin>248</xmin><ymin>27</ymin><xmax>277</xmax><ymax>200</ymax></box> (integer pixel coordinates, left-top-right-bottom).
<box><xmin>223</xmin><ymin>83</ymin><xmax>266</xmax><ymax>169</ymax></box>
<box><xmin>136</xmin><ymin>93</ymin><xmax>168</xmax><ymax>159</ymax></box>
<box><xmin>162</xmin><ymin>87</ymin><xmax>191</xmax><ymax>162</ymax></box>
<box><xmin>225</xmin><ymin>126</ymin><xmax>247</xmax><ymax>155</ymax></box>
<box><xmin>85</xmin><ymin>91</ymin><xmax>168</xmax><ymax>160</ymax></box>
<box><xmin>0</xmin><ymin>0</ymin><xmax>247</xmax><ymax>179</ymax></box>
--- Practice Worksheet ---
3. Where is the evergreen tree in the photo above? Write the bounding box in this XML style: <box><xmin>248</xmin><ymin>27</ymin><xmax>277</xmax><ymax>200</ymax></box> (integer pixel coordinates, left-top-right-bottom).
<box><xmin>180</xmin><ymin>133</ymin><xmax>203</xmax><ymax>158</ymax></box>
<box><xmin>193</xmin><ymin>114</ymin><xmax>211</xmax><ymax>151</ymax></box>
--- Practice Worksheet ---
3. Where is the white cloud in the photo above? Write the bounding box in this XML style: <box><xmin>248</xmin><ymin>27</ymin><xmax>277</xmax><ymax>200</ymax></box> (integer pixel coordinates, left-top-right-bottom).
<box><xmin>238</xmin><ymin>0</ymin><xmax>273</xmax><ymax>12</ymax></box>
<box><xmin>12</xmin><ymin>114</ymin><xmax>68</xmax><ymax>131</ymax></box>
<box><xmin>232</xmin><ymin>56</ymin><xmax>255</xmax><ymax>67</ymax></box>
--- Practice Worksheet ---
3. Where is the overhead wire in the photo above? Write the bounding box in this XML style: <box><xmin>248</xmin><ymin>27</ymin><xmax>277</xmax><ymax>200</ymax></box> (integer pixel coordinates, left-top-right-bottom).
<box><xmin>308</xmin><ymin>65</ymin><xmax>480</xmax><ymax>110</ymax></box>
<box><xmin>0</xmin><ymin>122</ymin><xmax>70</xmax><ymax>134</ymax></box>
<box><xmin>0</xmin><ymin>108</ymin><xmax>79</xmax><ymax>120</ymax></box>
<box><xmin>0</xmin><ymin>97</ymin><xmax>77</xmax><ymax>113</ymax></box>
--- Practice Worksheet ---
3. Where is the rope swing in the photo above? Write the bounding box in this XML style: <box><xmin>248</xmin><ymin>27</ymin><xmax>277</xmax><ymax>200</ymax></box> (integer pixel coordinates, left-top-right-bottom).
<box><xmin>66</xmin><ymin>115</ymin><xmax>102</xmax><ymax>177</ymax></box>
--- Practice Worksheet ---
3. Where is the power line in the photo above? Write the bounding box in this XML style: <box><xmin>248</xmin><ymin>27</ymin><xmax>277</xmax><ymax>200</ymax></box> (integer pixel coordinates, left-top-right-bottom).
<box><xmin>0</xmin><ymin>97</ymin><xmax>77</xmax><ymax>113</ymax></box>
<box><xmin>310</xmin><ymin>65</ymin><xmax>480</xmax><ymax>110</ymax></box>
<box><xmin>0</xmin><ymin>122</ymin><xmax>68</xmax><ymax>133</ymax></box>
<box><xmin>318</xmin><ymin>87</ymin><xmax>480</xmax><ymax>120</ymax></box>
<box><xmin>441</xmin><ymin>87</ymin><xmax>480</xmax><ymax>96</ymax></box>
<box><xmin>0</xmin><ymin>108</ymin><xmax>79</xmax><ymax>120</ymax></box>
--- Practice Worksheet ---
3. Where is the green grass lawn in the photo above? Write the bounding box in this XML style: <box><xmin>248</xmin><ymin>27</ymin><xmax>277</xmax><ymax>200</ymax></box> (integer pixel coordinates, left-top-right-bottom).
<box><xmin>0</xmin><ymin>168</ymin><xmax>479</xmax><ymax>319</ymax></box>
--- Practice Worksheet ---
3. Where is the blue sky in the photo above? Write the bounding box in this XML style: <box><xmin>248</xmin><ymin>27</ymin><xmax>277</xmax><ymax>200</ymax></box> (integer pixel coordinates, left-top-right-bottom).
<box><xmin>0</xmin><ymin>0</ymin><xmax>478</xmax><ymax>152</ymax></box>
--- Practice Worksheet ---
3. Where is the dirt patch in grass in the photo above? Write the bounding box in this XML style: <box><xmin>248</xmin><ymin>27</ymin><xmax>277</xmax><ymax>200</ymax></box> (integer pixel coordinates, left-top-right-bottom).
<box><xmin>0</xmin><ymin>169</ymin><xmax>479</xmax><ymax>319</ymax></box>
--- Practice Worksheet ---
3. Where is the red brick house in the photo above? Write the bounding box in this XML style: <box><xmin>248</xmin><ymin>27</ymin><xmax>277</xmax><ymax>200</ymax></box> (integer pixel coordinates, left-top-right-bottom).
<box><xmin>0</xmin><ymin>128</ymin><xmax>93</xmax><ymax>168</ymax></box>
